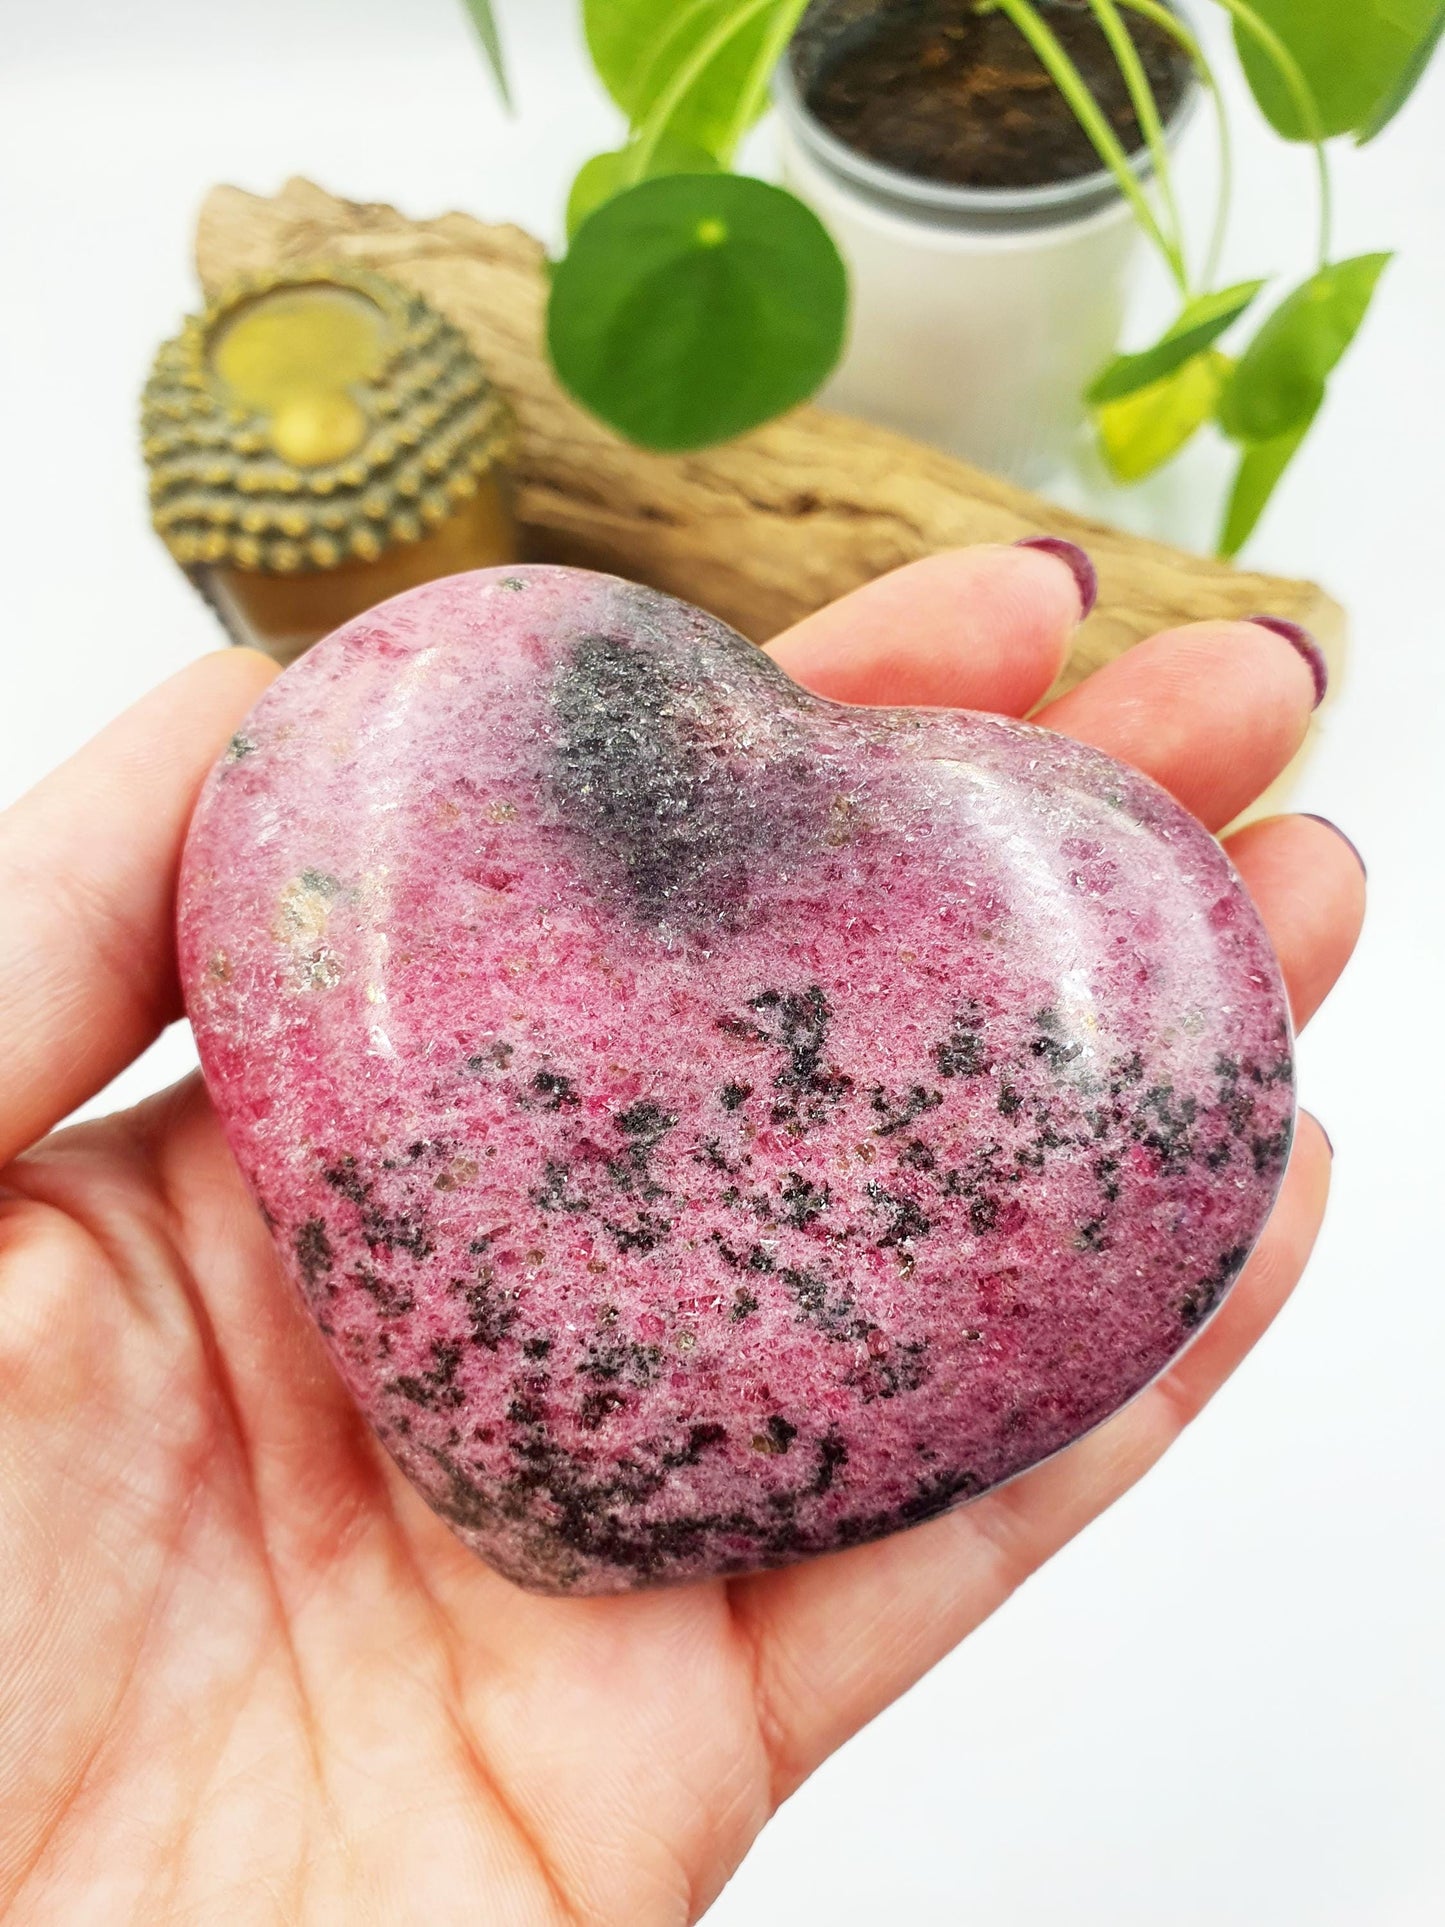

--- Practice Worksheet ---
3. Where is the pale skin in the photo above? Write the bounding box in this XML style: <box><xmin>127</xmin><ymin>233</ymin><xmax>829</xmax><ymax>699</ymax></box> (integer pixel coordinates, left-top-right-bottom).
<box><xmin>0</xmin><ymin>546</ymin><xmax>1365</xmax><ymax>1924</ymax></box>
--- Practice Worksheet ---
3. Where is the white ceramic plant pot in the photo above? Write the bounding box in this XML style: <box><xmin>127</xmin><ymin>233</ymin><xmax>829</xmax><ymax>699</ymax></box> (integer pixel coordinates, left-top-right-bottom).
<box><xmin>774</xmin><ymin>11</ymin><xmax>1198</xmax><ymax>487</ymax></box>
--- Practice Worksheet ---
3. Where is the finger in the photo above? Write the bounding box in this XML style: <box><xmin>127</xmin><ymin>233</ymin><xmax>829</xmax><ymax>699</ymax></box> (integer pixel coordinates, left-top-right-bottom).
<box><xmin>731</xmin><ymin>1117</ymin><xmax>1331</xmax><ymax>1803</ymax></box>
<box><xmin>0</xmin><ymin>651</ymin><xmax>279</xmax><ymax>1168</ymax></box>
<box><xmin>1034</xmin><ymin>618</ymin><xmax>1321</xmax><ymax>830</ymax></box>
<box><xmin>765</xmin><ymin>543</ymin><xmax>1088</xmax><ymax>713</ymax></box>
<box><xmin>1225</xmin><ymin>815</ymin><xmax>1367</xmax><ymax>1030</ymax></box>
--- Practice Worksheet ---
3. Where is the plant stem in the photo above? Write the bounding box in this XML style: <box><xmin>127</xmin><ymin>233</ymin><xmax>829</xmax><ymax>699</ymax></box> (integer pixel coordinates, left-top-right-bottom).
<box><xmin>1208</xmin><ymin>0</ymin><xmax>1333</xmax><ymax>267</ymax></box>
<box><xmin>630</xmin><ymin>0</ymin><xmax>778</xmax><ymax>182</ymax></box>
<box><xmin>1086</xmin><ymin>0</ymin><xmax>1186</xmax><ymax>285</ymax></box>
<box><xmin>983</xmin><ymin>0</ymin><xmax>1189</xmax><ymax>293</ymax></box>
<box><xmin>1113</xmin><ymin>0</ymin><xmax>1234</xmax><ymax>288</ymax></box>
<box><xmin>718</xmin><ymin>0</ymin><xmax>813</xmax><ymax>166</ymax></box>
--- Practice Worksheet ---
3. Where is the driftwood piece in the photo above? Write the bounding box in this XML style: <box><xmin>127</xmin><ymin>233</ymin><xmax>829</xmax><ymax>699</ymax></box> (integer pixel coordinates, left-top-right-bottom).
<box><xmin>196</xmin><ymin>177</ymin><xmax>1343</xmax><ymax>697</ymax></box>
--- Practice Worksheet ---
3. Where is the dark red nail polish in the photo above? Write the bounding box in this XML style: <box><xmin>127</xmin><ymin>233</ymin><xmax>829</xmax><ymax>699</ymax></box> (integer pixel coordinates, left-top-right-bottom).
<box><xmin>1305</xmin><ymin>1111</ymin><xmax>1335</xmax><ymax>1159</ymax></box>
<box><xmin>1246</xmin><ymin>616</ymin><xmax>1328</xmax><ymax>710</ymax></box>
<box><xmin>1015</xmin><ymin>536</ymin><xmax>1098</xmax><ymax>621</ymax></box>
<box><xmin>1300</xmin><ymin>814</ymin><xmax>1367</xmax><ymax>881</ymax></box>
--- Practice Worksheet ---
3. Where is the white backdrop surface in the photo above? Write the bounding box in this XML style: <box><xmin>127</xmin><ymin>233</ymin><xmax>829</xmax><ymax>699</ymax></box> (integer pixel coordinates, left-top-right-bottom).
<box><xmin>2</xmin><ymin>3</ymin><xmax>1443</xmax><ymax>1923</ymax></box>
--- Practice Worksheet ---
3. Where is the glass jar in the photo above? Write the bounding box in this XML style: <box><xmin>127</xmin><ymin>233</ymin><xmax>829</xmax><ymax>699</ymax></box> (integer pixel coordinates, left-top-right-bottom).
<box><xmin>774</xmin><ymin>0</ymin><xmax>1199</xmax><ymax>486</ymax></box>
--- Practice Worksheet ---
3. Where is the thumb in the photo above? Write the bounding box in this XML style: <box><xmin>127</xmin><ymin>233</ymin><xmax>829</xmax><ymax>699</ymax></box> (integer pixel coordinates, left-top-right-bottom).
<box><xmin>0</xmin><ymin>650</ymin><xmax>279</xmax><ymax>1169</ymax></box>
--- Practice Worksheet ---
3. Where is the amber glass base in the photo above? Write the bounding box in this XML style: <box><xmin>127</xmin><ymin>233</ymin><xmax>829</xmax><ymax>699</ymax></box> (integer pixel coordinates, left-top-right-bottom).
<box><xmin>197</xmin><ymin>481</ymin><xmax>519</xmax><ymax>665</ymax></box>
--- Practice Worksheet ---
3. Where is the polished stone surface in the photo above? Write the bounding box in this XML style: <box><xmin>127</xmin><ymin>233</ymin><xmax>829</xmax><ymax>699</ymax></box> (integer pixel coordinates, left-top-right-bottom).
<box><xmin>178</xmin><ymin>565</ymin><xmax>1295</xmax><ymax>1593</ymax></box>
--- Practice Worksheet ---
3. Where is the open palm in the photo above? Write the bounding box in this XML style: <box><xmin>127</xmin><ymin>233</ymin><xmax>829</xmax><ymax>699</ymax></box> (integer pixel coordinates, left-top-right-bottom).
<box><xmin>0</xmin><ymin>547</ymin><xmax>1363</xmax><ymax>1924</ymax></box>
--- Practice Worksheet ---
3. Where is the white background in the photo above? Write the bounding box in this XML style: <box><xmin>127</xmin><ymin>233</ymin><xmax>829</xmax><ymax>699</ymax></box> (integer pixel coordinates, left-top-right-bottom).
<box><xmin>2</xmin><ymin>3</ymin><xmax>1442</xmax><ymax>1922</ymax></box>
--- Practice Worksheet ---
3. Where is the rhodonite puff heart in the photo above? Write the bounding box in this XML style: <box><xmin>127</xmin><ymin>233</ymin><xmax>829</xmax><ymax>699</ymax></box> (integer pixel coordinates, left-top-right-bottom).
<box><xmin>179</xmin><ymin>564</ymin><xmax>1295</xmax><ymax>1595</ymax></box>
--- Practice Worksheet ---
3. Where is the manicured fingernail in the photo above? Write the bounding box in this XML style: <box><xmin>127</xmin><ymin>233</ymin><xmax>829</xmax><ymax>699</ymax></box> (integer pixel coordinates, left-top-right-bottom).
<box><xmin>1246</xmin><ymin>616</ymin><xmax>1328</xmax><ymax>710</ymax></box>
<box><xmin>1305</xmin><ymin>1111</ymin><xmax>1334</xmax><ymax>1159</ymax></box>
<box><xmin>1300</xmin><ymin>813</ymin><xmax>1367</xmax><ymax>881</ymax></box>
<box><xmin>1015</xmin><ymin>536</ymin><xmax>1098</xmax><ymax>621</ymax></box>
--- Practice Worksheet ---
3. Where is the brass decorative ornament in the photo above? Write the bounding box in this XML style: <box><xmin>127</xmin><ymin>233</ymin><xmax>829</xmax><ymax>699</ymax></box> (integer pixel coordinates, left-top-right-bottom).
<box><xmin>142</xmin><ymin>264</ymin><xmax>518</xmax><ymax>663</ymax></box>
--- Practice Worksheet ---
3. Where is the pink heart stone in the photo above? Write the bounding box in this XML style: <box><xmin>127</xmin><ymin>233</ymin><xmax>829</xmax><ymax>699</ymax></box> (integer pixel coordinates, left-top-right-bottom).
<box><xmin>179</xmin><ymin>565</ymin><xmax>1294</xmax><ymax>1594</ymax></box>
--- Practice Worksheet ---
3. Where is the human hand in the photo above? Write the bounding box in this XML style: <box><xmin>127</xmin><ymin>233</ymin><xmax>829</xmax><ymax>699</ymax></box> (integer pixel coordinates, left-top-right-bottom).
<box><xmin>0</xmin><ymin>547</ymin><xmax>1363</xmax><ymax>1923</ymax></box>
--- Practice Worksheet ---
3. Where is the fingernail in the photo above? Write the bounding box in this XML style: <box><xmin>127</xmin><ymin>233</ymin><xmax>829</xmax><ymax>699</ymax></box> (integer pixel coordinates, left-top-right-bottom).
<box><xmin>1015</xmin><ymin>536</ymin><xmax>1098</xmax><ymax>621</ymax></box>
<box><xmin>1305</xmin><ymin>1110</ymin><xmax>1335</xmax><ymax>1160</ymax></box>
<box><xmin>1300</xmin><ymin>813</ymin><xmax>1367</xmax><ymax>881</ymax></box>
<box><xmin>1245</xmin><ymin>615</ymin><xmax>1328</xmax><ymax>710</ymax></box>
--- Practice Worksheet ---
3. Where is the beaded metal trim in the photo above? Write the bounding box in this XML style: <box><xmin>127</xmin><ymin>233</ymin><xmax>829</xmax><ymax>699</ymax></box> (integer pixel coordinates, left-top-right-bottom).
<box><xmin>142</xmin><ymin>264</ymin><xmax>512</xmax><ymax>575</ymax></box>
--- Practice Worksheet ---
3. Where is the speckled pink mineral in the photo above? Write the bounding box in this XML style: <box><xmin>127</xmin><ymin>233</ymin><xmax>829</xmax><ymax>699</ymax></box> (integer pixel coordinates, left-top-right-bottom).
<box><xmin>178</xmin><ymin>565</ymin><xmax>1294</xmax><ymax>1593</ymax></box>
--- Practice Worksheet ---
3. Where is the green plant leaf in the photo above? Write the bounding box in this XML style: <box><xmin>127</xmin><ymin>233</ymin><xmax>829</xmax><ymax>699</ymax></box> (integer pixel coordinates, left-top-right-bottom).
<box><xmin>566</xmin><ymin>137</ymin><xmax>719</xmax><ymax>240</ymax></box>
<box><xmin>1219</xmin><ymin>419</ymin><xmax>1313</xmax><ymax>556</ymax></box>
<box><xmin>1095</xmin><ymin>350</ymin><xmax>1231</xmax><ymax>482</ymax></box>
<box><xmin>1217</xmin><ymin>253</ymin><xmax>1391</xmax><ymax>443</ymax></box>
<box><xmin>1358</xmin><ymin>1</ymin><xmax>1445</xmax><ymax>139</ymax></box>
<box><xmin>1087</xmin><ymin>282</ymin><xmax>1265</xmax><ymax>405</ymax></box>
<box><xmin>548</xmin><ymin>172</ymin><xmax>848</xmax><ymax>452</ymax></box>
<box><xmin>583</xmin><ymin>0</ymin><xmax>778</xmax><ymax>155</ymax></box>
<box><xmin>460</xmin><ymin>0</ymin><xmax>511</xmax><ymax>107</ymax></box>
<box><xmin>1233</xmin><ymin>0</ymin><xmax>1443</xmax><ymax>140</ymax></box>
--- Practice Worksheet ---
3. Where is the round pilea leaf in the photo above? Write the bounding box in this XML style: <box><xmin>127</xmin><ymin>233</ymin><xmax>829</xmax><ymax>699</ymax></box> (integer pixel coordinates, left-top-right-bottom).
<box><xmin>548</xmin><ymin>173</ymin><xmax>849</xmax><ymax>453</ymax></box>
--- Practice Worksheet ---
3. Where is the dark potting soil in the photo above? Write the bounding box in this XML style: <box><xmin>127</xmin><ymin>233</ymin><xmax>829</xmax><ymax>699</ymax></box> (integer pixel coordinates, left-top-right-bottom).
<box><xmin>800</xmin><ymin>0</ymin><xmax>1192</xmax><ymax>191</ymax></box>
